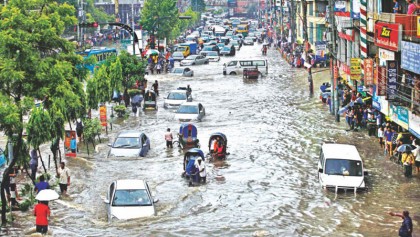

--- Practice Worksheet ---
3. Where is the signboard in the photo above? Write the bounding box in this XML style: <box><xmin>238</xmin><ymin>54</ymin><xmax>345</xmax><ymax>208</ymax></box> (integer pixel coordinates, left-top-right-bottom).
<box><xmin>377</xmin><ymin>66</ymin><xmax>387</xmax><ymax>96</ymax></box>
<box><xmin>374</xmin><ymin>22</ymin><xmax>401</xmax><ymax>52</ymax></box>
<box><xmin>227</xmin><ymin>0</ymin><xmax>237</xmax><ymax>7</ymax></box>
<box><xmin>417</xmin><ymin>16</ymin><xmax>420</xmax><ymax>38</ymax></box>
<box><xmin>99</xmin><ymin>105</ymin><xmax>107</xmax><ymax>127</ymax></box>
<box><xmin>334</xmin><ymin>1</ymin><xmax>346</xmax><ymax>12</ymax></box>
<box><xmin>350</xmin><ymin>58</ymin><xmax>361</xmax><ymax>80</ymax></box>
<box><xmin>401</xmin><ymin>41</ymin><xmax>420</xmax><ymax>75</ymax></box>
<box><xmin>351</xmin><ymin>0</ymin><xmax>361</xmax><ymax>19</ymax></box>
<box><xmin>386</xmin><ymin>60</ymin><xmax>398</xmax><ymax>101</ymax></box>
<box><xmin>378</xmin><ymin>48</ymin><xmax>395</xmax><ymax>67</ymax></box>
<box><xmin>334</xmin><ymin>66</ymin><xmax>339</xmax><ymax>81</ymax></box>
<box><xmin>315</xmin><ymin>41</ymin><xmax>327</xmax><ymax>57</ymax></box>
<box><xmin>364</xmin><ymin>59</ymin><xmax>374</xmax><ymax>85</ymax></box>
<box><xmin>409</xmin><ymin>111</ymin><xmax>420</xmax><ymax>138</ymax></box>
<box><xmin>390</xmin><ymin>105</ymin><xmax>409</xmax><ymax>130</ymax></box>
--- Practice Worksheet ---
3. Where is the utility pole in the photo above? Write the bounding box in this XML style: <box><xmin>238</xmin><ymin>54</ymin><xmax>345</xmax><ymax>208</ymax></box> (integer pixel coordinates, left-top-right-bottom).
<box><xmin>301</xmin><ymin>0</ymin><xmax>313</xmax><ymax>95</ymax></box>
<box><xmin>328</xmin><ymin>0</ymin><xmax>337</xmax><ymax>117</ymax></box>
<box><xmin>289</xmin><ymin>0</ymin><xmax>295</xmax><ymax>43</ymax></box>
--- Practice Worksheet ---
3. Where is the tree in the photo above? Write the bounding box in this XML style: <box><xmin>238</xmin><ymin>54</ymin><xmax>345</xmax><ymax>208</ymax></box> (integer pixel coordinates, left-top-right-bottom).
<box><xmin>191</xmin><ymin>0</ymin><xmax>206</xmax><ymax>12</ymax></box>
<box><xmin>93</xmin><ymin>66</ymin><xmax>111</xmax><ymax>104</ymax></box>
<box><xmin>0</xmin><ymin>0</ymin><xmax>82</xmax><ymax>224</ymax></box>
<box><xmin>118</xmin><ymin>51</ymin><xmax>147</xmax><ymax>90</ymax></box>
<box><xmin>140</xmin><ymin>0</ymin><xmax>178</xmax><ymax>40</ymax></box>
<box><xmin>109</xmin><ymin>57</ymin><xmax>123</xmax><ymax>96</ymax></box>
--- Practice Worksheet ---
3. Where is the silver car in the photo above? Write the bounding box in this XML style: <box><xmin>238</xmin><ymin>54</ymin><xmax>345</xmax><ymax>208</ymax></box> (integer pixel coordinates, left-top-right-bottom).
<box><xmin>108</xmin><ymin>131</ymin><xmax>150</xmax><ymax>158</ymax></box>
<box><xmin>170</xmin><ymin>67</ymin><xmax>194</xmax><ymax>77</ymax></box>
<box><xmin>180</xmin><ymin>55</ymin><xmax>209</xmax><ymax>66</ymax></box>
<box><xmin>200</xmin><ymin>51</ymin><xmax>220</xmax><ymax>62</ymax></box>
<box><xmin>172</xmin><ymin>51</ymin><xmax>184</xmax><ymax>62</ymax></box>
<box><xmin>243</xmin><ymin>37</ymin><xmax>254</xmax><ymax>45</ymax></box>
<box><xmin>174</xmin><ymin>102</ymin><xmax>206</xmax><ymax>122</ymax></box>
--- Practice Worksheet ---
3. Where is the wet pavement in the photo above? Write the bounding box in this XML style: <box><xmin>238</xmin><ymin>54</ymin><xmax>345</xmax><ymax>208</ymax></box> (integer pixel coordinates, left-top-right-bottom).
<box><xmin>2</xmin><ymin>43</ymin><xmax>420</xmax><ymax>237</ymax></box>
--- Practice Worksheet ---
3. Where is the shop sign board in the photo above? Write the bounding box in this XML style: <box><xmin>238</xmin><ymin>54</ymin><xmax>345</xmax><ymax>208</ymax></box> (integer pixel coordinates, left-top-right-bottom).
<box><xmin>364</xmin><ymin>58</ymin><xmax>374</xmax><ymax>85</ymax></box>
<box><xmin>378</xmin><ymin>48</ymin><xmax>395</xmax><ymax>67</ymax></box>
<box><xmin>401</xmin><ymin>41</ymin><xmax>420</xmax><ymax>75</ymax></box>
<box><xmin>350</xmin><ymin>58</ymin><xmax>361</xmax><ymax>80</ymax></box>
<box><xmin>377</xmin><ymin>66</ymin><xmax>387</xmax><ymax>96</ymax></box>
<box><xmin>409</xmin><ymin>111</ymin><xmax>420</xmax><ymax>138</ymax></box>
<box><xmin>417</xmin><ymin>16</ymin><xmax>420</xmax><ymax>38</ymax></box>
<box><xmin>351</xmin><ymin>0</ymin><xmax>361</xmax><ymax>19</ymax></box>
<box><xmin>334</xmin><ymin>1</ymin><xmax>346</xmax><ymax>12</ymax></box>
<box><xmin>386</xmin><ymin>61</ymin><xmax>398</xmax><ymax>101</ymax></box>
<box><xmin>390</xmin><ymin>105</ymin><xmax>409</xmax><ymax>130</ymax></box>
<box><xmin>374</xmin><ymin>22</ymin><xmax>401</xmax><ymax>52</ymax></box>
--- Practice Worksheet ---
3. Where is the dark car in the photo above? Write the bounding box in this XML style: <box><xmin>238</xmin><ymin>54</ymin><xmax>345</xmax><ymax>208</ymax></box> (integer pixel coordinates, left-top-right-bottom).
<box><xmin>219</xmin><ymin>45</ymin><xmax>236</xmax><ymax>56</ymax></box>
<box><xmin>202</xmin><ymin>45</ymin><xmax>219</xmax><ymax>53</ymax></box>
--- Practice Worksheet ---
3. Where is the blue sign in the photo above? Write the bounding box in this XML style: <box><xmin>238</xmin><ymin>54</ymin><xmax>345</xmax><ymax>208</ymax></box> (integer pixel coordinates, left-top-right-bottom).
<box><xmin>334</xmin><ymin>1</ymin><xmax>346</xmax><ymax>12</ymax></box>
<box><xmin>386</xmin><ymin>61</ymin><xmax>398</xmax><ymax>101</ymax></box>
<box><xmin>401</xmin><ymin>41</ymin><xmax>420</xmax><ymax>75</ymax></box>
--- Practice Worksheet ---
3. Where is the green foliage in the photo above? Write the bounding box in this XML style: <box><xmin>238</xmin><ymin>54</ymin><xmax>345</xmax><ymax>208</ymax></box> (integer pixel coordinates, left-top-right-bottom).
<box><xmin>26</xmin><ymin>106</ymin><xmax>52</xmax><ymax>149</ymax></box>
<box><xmin>113</xmin><ymin>105</ymin><xmax>127</xmax><ymax>118</ymax></box>
<box><xmin>19</xmin><ymin>200</ymin><xmax>32</xmax><ymax>212</ymax></box>
<box><xmin>94</xmin><ymin>66</ymin><xmax>111</xmax><ymax>103</ymax></box>
<box><xmin>83</xmin><ymin>118</ymin><xmax>101</xmax><ymax>142</ymax></box>
<box><xmin>118</xmin><ymin>51</ymin><xmax>147</xmax><ymax>88</ymax></box>
<box><xmin>0</xmin><ymin>94</ymin><xmax>21</xmax><ymax>137</ymax></box>
<box><xmin>86</xmin><ymin>77</ymin><xmax>99</xmax><ymax>110</ymax></box>
<box><xmin>109</xmin><ymin>57</ymin><xmax>123</xmax><ymax>96</ymax></box>
<box><xmin>140</xmin><ymin>0</ymin><xmax>178</xmax><ymax>40</ymax></box>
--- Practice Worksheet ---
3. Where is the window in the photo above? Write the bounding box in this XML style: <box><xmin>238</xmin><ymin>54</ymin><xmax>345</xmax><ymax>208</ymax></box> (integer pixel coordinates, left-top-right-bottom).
<box><xmin>253</xmin><ymin>60</ymin><xmax>265</xmax><ymax>66</ymax></box>
<box><xmin>167</xmin><ymin>92</ymin><xmax>187</xmax><ymax>100</ymax></box>
<box><xmin>177</xmin><ymin>105</ymin><xmax>199</xmax><ymax>114</ymax></box>
<box><xmin>227</xmin><ymin>61</ymin><xmax>237</xmax><ymax>66</ymax></box>
<box><xmin>240</xmin><ymin>61</ymin><xmax>252</xmax><ymax>66</ymax></box>
<box><xmin>324</xmin><ymin>159</ymin><xmax>363</xmax><ymax>176</ymax></box>
<box><xmin>113</xmin><ymin>137</ymin><xmax>140</xmax><ymax>148</ymax></box>
<box><xmin>112</xmin><ymin>189</ymin><xmax>152</xmax><ymax>206</ymax></box>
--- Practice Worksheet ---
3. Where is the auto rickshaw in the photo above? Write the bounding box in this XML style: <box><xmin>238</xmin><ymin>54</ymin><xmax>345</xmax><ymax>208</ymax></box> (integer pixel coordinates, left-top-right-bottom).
<box><xmin>174</xmin><ymin>123</ymin><xmax>200</xmax><ymax>149</ymax></box>
<box><xmin>143</xmin><ymin>90</ymin><xmax>157</xmax><ymax>110</ymax></box>
<box><xmin>208</xmin><ymin>133</ymin><xmax>228</xmax><ymax>160</ymax></box>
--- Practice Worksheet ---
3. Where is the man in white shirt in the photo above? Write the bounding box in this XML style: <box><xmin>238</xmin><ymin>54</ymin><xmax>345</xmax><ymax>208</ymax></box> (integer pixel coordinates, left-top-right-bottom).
<box><xmin>194</xmin><ymin>157</ymin><xmax>206</xmax><ymax>183</ymax></box>
<box><xmin>57</xmin><ymin>162</ymin><xmax>71</xmax><ymax>196</ymax></box>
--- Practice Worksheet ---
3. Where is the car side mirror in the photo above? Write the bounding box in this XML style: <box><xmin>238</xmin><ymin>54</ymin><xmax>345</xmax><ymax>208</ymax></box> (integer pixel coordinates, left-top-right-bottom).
<box><xmin>363</xmin><ymin>171</ymin><xmax>369</xmax><ymax>176</ymax></box>
<box><xmin>104</xmin><ymin>199</ymin><xmax>110</xmax><ymax>204</ymax></box>
<box><xmin>153</xmin><ymin>198</ymin><xmax>159</xmax><ymax>203</ymax></box>
<box><xmin>318</xmin><ymin>168</ymin><xmax>323</xmax><ymax>173</ymax></box>
<box><xmin>108</xmin><ymin>143</ymin><xmax>112</xmax><ymax>147</ymax></box>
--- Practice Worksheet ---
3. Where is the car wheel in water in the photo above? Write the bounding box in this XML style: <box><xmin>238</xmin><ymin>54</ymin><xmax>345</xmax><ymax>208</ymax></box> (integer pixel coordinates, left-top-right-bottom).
<box><xmin>230</xmin><ymin>72</ymin><xmax>236</xmax><ymax>75</ymax></box>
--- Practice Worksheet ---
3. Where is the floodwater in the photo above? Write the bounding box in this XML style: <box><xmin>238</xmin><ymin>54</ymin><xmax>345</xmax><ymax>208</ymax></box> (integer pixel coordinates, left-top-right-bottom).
<box><xmin>3</xmin><ymin>43</ymin><xmax>420</xmax><ymax>237</ymax></box>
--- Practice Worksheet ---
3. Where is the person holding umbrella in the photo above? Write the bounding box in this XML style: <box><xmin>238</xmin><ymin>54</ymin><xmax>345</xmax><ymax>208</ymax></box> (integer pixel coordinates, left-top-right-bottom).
<box><xmin>34</xmin><ymin>200</ymin><xmax>50</xmax><ymax>234</ymax></box>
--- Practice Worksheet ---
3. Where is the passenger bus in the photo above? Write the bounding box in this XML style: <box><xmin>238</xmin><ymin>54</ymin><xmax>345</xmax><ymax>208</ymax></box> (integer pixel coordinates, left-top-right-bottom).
<box><xmin>236</xmin><ymin>24</ymin><xmax>249</xmax><ymax>37</ymax></box>
<box><xmin>76</xmin><ymin>47</ymin><xmax>117</xmax><ymax>73</ymax></box>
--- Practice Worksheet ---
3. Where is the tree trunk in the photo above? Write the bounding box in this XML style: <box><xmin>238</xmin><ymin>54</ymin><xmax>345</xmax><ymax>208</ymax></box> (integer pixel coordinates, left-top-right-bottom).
<box><xmin>51</xmin><ymin>138</ymin><xmax>59</xmax><ymax>174</ymax></box>
<box><xmin>37</xmin><ymin>148</ymin><xmax>47</xmax><ymax>173</ymax></box>
<box><xmin>58</xmin><ymin>148</ymin><xmax>62</xmax><ymax>163</ymax></box>
<box><xmin>68</xmin><ymin>117</ymin><xmax>73</xmax><ymax>131</ymax></box>
<box><xmin>85</xmin><ymin>139</ymin><xmax>90</xmax><ymax>156</ymax></box>
<box><xmin>97</xmin><ymin>133</ymin><xmax>102</xmax><ymax>143</ymax></box>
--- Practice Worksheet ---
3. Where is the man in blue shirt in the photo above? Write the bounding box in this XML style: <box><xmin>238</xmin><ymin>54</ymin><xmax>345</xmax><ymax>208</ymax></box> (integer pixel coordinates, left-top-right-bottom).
<box><xmin>393</xmin><ymin>0</ymin><xmax>399</xmax><ymax>13</ymax></box>
<box><xmin>384</xmin><ymin>126</ymin><xmax>395</xmax><ymax>156</ymax></box>
<box><xmin>389</xmin><ymin>210</ymin><xmax>413</xmax><ymax>237</ymax></box>
<box><xmin>35</xmin><ymin>175</ymin><xmax>50</xmax><ymax>194</ymax></box>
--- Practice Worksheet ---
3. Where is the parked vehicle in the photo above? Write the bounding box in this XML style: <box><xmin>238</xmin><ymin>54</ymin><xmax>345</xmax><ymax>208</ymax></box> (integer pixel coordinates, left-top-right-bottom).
<box><xmin>170</xmin><ymin>67</ymin><xmax>194</xmax><ymax>77</ymax></box>
<box><xmin>104</xmin><ymin>179</ymin><xmax>158</xmax><ymax>220</ymax></box>
<box><xmin>318</xmin><ymin>143</ymin><xmax>368</xmax><ymax>192</ymax></box>
<box><xmin>107</xmin><ymin>131</ymin><xmax>150</xmax><ymax>158</ymax></box>
<box><xmin>180</xmin><ymin>55</ymin><xmax>209</xmax><ymax>66</ymax></box>
<box><xmin>174</xmin><ymin>102</ymin><xmax>205</xmax><ymax>122</ymax></box>
<box><xmin>223</xmin><ymin>59</ymin><xmax>268</xmax><ymax>75</ymax></box>
<box><xmin>172</xmin><ymin>51</ymin><xmax>185</xmax><ymax>62</ymax></box>
<box><xmin>164</xmin><ymin>90</ymin><xmax>193</xmax><ymax>109</ymax></box>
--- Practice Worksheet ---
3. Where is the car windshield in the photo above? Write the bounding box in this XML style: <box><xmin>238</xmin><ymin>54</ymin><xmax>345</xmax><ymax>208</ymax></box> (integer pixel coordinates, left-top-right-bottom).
<box><xmin>113</xmin><ymin>137</ymin><xmax>140</xmax><ymax>148</ymax></box>
<box><xmin>172</xmin><ymin>68</ymin><xmax>184</xmax><ymax>73</ymax></box>
<box><xmin>112</xmin><ymin>189</ymin><xmax>152</xmax><ymax>206</ymax></box>
<box><xmin>245</xmin><ymin>37</ymin><xmax>253</xmax><ymax>40</ymax></box>
<box><xmin>167</xmin><ymin>92</ymin><xmax>187</xmax><ymax>100</ymax></box>
<box><xmin>207</xmin><ymin>52</ymin><xmax>218</xmax><ymax>56</ymax></box>
<box><xmin>177</xmin><ymin>105</ymin><xmax>199</xmax><ymax>114</ymax></box>
<box><xmin>185</xmin><ymin>56</ymin><xmax>196</xmax><ymax>60</ymax></box>
<box><xmin>222</xmin><ymin>47</ymin><xmax>231</xmax><ymax>51</ymax></box>
<box><xmin>325</xmin><ymin>159</ymin><xmax>363</xmax><ymax>176</ymax></box>
<box><xmin>202</xmin><ymin>47</ymin><xmax>213</xmax><ymax>51</ymax></box>
<box><xmin>173</xmin><ymin>52</ymin><xmax>183</xmax><ymax>57</ymax></box>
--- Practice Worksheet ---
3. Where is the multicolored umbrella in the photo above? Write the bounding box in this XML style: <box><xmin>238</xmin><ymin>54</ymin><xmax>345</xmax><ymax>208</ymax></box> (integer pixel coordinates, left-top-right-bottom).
<box><xmin>145</xmin><ymin>49</ymin><xmax>159</xmax><ymax>56</ymax></box>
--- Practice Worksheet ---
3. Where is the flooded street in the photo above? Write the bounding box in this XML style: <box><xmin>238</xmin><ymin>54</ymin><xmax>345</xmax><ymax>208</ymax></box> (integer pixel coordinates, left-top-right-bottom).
<box><xmin>5</xmin><ymin>44</ymin><xmax>420</xmax><ymax>236</ymax></box>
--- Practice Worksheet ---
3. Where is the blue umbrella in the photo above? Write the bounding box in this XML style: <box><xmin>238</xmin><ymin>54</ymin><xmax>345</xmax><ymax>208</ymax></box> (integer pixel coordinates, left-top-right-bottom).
<box><xmin>397</xmin><ymin>144</ymin><xmax>416</xmax><ymax>153</ymax></box>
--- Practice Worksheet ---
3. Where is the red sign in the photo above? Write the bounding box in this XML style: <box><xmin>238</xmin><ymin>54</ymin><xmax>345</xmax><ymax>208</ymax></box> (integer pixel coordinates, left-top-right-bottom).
<box><xmin>338</xmin><ymin>31</ymin><xmax>355</xmax><ymax>41</ymax></box>
<box><xmin>99</xmin><ymin>105</ymin><xmax>107</xmax><ymax>127</ymax></box>
<box><xmin>341</xmin><ymin>63</ymin><xmax>351</xmax><ymax>75</ymax></box>
<box><xmin>377</xmin><ymin>66</ymin><xmax>387</xmax><ymax>96</ymax></box>
<box><xmin>364</xmin><ymin>59</ymin><xmax>374</xmax><ymax>85</ymax></box>
<box><xmin>374</xmin><ymin>22</ymin><xmax>401</xmax><ymax>51</ymax></box>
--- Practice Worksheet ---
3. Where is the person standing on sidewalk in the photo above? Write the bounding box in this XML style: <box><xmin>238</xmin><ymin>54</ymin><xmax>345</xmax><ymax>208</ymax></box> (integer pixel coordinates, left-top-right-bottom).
<box><xmin>165</xmin><ymin>128</ymin><xmax>173</xmax><ymax>148</ymax></box>
<box><xmin>388</xmin><ymin>210</ymin><xmax>413</xmax><ymax>237</ymax></box>
<box><xmin>34</xmin><ymin>201</ymin><xmax>51</xmax><ymax>234</ymax></box>
<box><xmin>57</xmin><ymin>162</ymin><xmax>71</xmax><ymax>196</ymax></box>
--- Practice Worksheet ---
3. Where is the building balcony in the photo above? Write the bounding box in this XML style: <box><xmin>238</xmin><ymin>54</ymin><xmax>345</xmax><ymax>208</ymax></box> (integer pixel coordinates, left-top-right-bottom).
<box><xmin>377</xmin><ymin>13</ymin><xmax>418</xmax><ymax>38</ymax></box>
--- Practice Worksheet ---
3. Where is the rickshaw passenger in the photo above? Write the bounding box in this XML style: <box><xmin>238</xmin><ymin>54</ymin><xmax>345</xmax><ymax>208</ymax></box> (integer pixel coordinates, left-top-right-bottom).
<box><xmin>213</xmin><ymin>137</ymin><xmax>219</xmax><ymax>152</ymax></box>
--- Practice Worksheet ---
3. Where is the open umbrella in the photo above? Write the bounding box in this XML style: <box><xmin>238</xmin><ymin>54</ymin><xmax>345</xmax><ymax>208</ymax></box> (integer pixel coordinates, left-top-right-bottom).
<box><xmin>35</xmin><ymin>189</ymin><xmax>59</xmax><ymax>201</ymax></box>
<box><xmin>145</xmin><ymin>49</ymin><xmax>159</xmax><ymax>56</ymax></box>
<box><xmin>397</xmin><ymin>144</ymin><xmax>416</xmax><ymax>153</ymax></box>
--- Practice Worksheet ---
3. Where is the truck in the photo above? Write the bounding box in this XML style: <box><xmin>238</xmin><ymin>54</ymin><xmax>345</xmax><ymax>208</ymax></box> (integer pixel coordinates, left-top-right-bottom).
<box><xmin>181</xmin><ymin>42</ymin><xmax>198</xmax><ymax>55</ymax></box>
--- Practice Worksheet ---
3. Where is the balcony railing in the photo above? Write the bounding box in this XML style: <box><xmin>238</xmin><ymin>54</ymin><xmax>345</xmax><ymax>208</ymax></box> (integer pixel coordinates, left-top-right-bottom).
<box><xmin>377</xmin><ymin>13</ymin><xmax>418</xmax><ymax>37</ymax></box>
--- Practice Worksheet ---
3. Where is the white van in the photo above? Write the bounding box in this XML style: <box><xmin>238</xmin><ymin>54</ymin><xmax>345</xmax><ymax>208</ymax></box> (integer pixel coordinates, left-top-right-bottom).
<box><xmin>223</xmin><ymin>59</ymin><xmax>268</xmax><ymax>76</ymax></box>
<box><xmin>318</xmin><ymin>143</ymin><xmax>368</xmax><ymax>192</ymax></box>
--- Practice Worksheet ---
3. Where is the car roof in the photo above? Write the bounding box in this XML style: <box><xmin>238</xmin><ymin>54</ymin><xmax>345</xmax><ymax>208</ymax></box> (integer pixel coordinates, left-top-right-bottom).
<box><xmin>115</xmin><ymin>179</ymin><xmax>146</xmax><ymax>190</ymax></box>
<box><xmin>169</xmin><ymin>90</ymin><xmax>188</xmax><ymax>93</ymax></box>
<box><xmin>118</xmin><ymin>130</ymin><xmax>142</xmax><ymax>138</ymax></box>
<box><xmin>322</xmin><ymin>144</ymin><xmax>362</xmax><ymax>161</ymax></box>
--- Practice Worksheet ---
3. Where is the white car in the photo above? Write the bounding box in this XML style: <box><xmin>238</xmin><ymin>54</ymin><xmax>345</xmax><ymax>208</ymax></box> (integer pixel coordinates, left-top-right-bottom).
<box><xmin>174</xmin><ymin>102</ymin><xmax>206</xmax><ymax>122</ymax></box>
<box><xmin>172</xmin><ymin>51</ymin><xmax>185</xmax><ymax>62</ymax></box>
<box><xmin>200</xmin><ymin>51</ymin><xmax>220</xmax><ymax>62</ymax></box>
<box><xmin>164</xmin><ymin>90</ymin><xmax>192</xmax><ymax>108</ymax></box>
<box><xmin>243</xmin><ymin>37</ymin><xmax>254</xmax><ymax>45</ymax></box>
<box><xmin>107</xmin><ymin>131</ymin><xmax>150</xmax><ymax>158</ymax></box>
<box><xmin>104</xmin><ymin>179</ymin><xmax>158</xmax><ymax>220</ymax></box>
<box><xmin>180</xmin><ymin>55</ymin><xmax>209</xmax><ymax>66</ymax></box>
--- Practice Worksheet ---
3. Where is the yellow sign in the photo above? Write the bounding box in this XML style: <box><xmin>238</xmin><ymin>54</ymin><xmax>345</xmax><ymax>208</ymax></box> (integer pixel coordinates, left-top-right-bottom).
<box><xmin>417</xmin><ymin>16</ymin><xmax>420</xmax><ymax>38</ymax></box>
<box><xmin>350</xmin><ymin>58</ymin><xmax>361</xmax><ymax>80</ymax></box>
